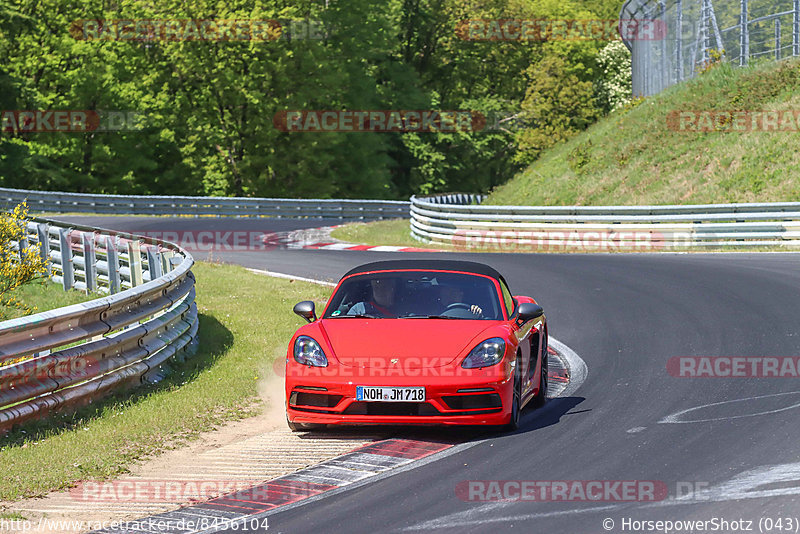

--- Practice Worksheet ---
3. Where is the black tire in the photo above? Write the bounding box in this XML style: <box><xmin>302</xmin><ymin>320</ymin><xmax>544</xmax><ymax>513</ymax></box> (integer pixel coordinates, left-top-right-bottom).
<box><xmin>533</xmin><ymin>335</ymin><xmax>548</xmax><ymax>408</ymax></box>
<box><xmin>504</xmin><ymin>354</ymin><xmax>522</xmax><ymax>431</ymax></box>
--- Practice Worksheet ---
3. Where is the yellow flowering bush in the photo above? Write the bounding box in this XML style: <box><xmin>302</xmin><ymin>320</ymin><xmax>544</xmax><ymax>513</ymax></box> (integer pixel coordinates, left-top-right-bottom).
<box><xmin>0</xmin><ymin>202</ymin><xmax>49</xmax><ymax>319</ymax></box>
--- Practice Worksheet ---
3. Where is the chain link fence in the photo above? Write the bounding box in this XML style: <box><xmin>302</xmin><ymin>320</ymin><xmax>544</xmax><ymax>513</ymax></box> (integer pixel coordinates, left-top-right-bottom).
<box><xmin>621</xmin><ymin>0</ymin><xmax>800</xmax><ymax>96</ymax></box>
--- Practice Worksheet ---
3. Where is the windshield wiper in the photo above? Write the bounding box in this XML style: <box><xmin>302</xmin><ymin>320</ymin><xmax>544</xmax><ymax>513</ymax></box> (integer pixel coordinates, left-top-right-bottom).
<box><xmin>330</xmin><ymin>313</ymin><xmax>380</xmax><ymax>319</ymax></box>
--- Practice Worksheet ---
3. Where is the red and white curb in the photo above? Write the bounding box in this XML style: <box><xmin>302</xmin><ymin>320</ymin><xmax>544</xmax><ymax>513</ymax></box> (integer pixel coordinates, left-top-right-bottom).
<box><xmin>93</xmin><ymin>439</ymin><xmax>453</xmax><ymax>533</ymax></box>
<box><xmin>302</xmin><ymin>242</ymin><xmax>441</xmax><ymax>252</ymax></box>
<box><xmin>271</xmin><ymin>226</ymin><xmax>442</xmax><ymax>253</ymax></box>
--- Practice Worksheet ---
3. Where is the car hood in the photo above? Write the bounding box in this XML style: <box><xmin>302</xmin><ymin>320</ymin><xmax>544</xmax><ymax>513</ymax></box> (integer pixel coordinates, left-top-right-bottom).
<box><xmin>318</xmin><ymin>319</ymin><xmax>503</xmax><ymax>368</ymax></box>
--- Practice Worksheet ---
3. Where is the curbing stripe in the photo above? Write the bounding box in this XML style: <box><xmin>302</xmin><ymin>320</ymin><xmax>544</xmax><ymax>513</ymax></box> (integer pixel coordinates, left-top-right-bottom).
<box><xmin>91</xmin><ymin>438</ymin><xmax>455</xmax><ymax>533</ymax></box>
<box><xmin>269</xmin><ymin>226</ymin><xmax>442</xmax><ymax>253</ymax></box>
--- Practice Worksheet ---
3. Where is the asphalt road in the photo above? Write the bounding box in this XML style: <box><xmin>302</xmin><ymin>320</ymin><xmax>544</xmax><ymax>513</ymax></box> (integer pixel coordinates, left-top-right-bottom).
<box><xmin>57</xmin><ymin>216</ymin><xmax>800</xmax><ymax>533</ymax></box>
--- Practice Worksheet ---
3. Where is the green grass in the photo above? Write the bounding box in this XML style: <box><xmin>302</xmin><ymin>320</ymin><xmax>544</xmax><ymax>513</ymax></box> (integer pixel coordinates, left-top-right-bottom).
<box><xmin>0</xmin><ymin>261</ymin><xmax>330</xmax><ymax>500</ymax></box>
<box><xmin>330</xmin><ymin>219</ymin><xmax>427</xmax><ymax>248</ymax></box>
<box><xmin>486</xmin><ymin>58</ymin><xmax>800</xmax><ymax>206</ymax></box>
<box><xmin>0</xmin><ymin>280</ymin><xmax>94</xmax><ymax>321</ymax></box>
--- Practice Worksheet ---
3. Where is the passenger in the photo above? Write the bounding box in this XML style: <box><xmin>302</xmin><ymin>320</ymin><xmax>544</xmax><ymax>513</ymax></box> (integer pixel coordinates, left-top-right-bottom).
<box><xmin>348</xmin><ymin>278</ymin><xmax>398</xmax><ymax>317</ymax></box>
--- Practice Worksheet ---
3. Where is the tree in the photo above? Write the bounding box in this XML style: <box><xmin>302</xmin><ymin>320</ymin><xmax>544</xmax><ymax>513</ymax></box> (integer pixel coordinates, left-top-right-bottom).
<box><xmin>514</xmin><ymin>54</ymin><xmax>599</xmax><ymax>165</ymax></box>
<box><xmin>596</xmin><ymin>40</ymin><xmax>632</xmax><ymax>113</ymax></box>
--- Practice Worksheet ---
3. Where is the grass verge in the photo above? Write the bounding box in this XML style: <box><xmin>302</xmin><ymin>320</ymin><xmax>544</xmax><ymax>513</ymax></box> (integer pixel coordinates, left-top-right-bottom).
<box><xmin>0</xmin><ymin>280</ymin><xmax>94</xmax><ymax>321</ymax></box>
<box><xmin>486</xmin><ymin>58</ymin><xmax>800</xmax><ymax>206</ymax></box>
<box><xmin>330</xmin><ymin>219</ymin><xmax>425</xmax><ymax>248</ymax></box>
<box><xmin>0</xmin><ymin>261</ymin><xmax>330</xmax><ymax>501</ymax></box>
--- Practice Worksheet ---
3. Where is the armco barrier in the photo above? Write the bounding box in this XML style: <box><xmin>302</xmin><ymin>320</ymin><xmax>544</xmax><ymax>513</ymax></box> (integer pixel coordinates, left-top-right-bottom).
<box><xmin>410</xmin><ymin>194</ymin><xmax>800</xmax><ymax>249</ymax></box>
<box><xmin>0</xmin><ymin>217</ymin><xmax>197</xmax><ymax>432</ymax></box>
<box><xmin>0</xmin><ymin>186</ymin><xmax>409</xmax><ymax>220</ymax></box>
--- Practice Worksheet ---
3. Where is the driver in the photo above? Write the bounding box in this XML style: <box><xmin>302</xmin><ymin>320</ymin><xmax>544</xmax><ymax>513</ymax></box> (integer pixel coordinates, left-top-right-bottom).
<box><xmin>438</xmin><ymin>285</ymin><xmax>482</xmax><ymax>316</ymax></box>
<box><xmin>348</xmin><ymin>278</ymin><xmax>398</xmax><ymax>317</ymax></box>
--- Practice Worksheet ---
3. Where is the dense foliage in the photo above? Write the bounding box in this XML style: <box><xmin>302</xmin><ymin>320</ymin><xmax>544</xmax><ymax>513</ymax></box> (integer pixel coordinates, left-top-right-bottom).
<box><xmin>0</xmin><ymin>0</ymin><xmax>626</xmax><ymax>198</ymax></box>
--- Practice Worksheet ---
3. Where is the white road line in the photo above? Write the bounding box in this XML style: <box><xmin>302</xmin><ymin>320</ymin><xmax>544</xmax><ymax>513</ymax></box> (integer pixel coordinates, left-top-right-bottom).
<box><xmin>245</xmin><ymin>268</ymin><xmax>336</xmax><ymax>286</ymax></box>
<box><xmin>366</xmin><ymin>246</ymin><xmax>406</xmax><ymax>252</ymax></box>
<box><xmin>317</xmin><ymin>243</ymin><xmax>355</xmax><ymax>250</ymax></box>
<box><xmin>658</xmin><ymin>390</ymin><xmax>800</xmax><ymax>423</ymax></box>
<box><xmin>402</xmin><ymin>503</ymin><xmax>621</xmax><ymax>531</ymax></box>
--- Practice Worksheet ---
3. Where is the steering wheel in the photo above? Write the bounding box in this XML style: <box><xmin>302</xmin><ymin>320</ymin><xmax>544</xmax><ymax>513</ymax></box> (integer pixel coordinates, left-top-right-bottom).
<box><xmin>446</xmin><ymin>302</ymin><xmax>471</xmax><ymax>311</ymax></box>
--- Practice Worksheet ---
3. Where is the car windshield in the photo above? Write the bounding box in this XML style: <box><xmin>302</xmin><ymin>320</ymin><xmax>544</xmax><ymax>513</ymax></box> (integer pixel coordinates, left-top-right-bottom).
<box><xmin>323</xmin><ymin>271</ymin><xmax>503</xmax><ymax>320</ymax></box>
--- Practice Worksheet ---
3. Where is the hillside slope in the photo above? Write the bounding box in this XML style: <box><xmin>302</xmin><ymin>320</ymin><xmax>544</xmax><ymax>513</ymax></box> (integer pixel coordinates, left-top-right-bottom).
<box><xmin>486</xmin><ymin>59</ymin><xmax>800</xmax><ymax>206</ymax></box>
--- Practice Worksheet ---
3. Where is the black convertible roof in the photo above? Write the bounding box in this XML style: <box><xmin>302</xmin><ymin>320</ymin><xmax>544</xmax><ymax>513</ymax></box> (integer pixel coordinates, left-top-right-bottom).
<box><xmin>342</xmin><ymin>259</ymin><xmax>509</xmax><ymax>287</ymax></box>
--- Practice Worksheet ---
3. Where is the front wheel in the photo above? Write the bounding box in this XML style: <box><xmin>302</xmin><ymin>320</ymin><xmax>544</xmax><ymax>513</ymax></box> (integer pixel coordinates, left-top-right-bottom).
<box><xmin>503</xmin><ymin>355</ymin><xmax>522</xmax><ymax>431</ymax></box>
<box><xmin>533</xmin><ymin>338</ymin><xmax>548</xmax><ymax>408</ymax></box>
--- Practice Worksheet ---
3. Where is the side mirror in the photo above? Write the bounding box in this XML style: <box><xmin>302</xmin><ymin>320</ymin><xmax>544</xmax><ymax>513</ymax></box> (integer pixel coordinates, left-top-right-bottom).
<box><xmin>517</xmin><ymin>302</ymin><xmax>544</xmax><ymax>323</ymax></box>
<box><xmin>293</xmin><ymin>301</ymin><xmax>317</xmax><ymax>323</ymax></box>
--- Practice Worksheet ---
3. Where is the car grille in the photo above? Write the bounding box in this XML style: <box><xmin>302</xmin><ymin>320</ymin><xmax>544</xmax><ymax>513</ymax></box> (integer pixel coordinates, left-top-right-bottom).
<box><xmin>343</xmin><ymin>402</ymin><xmax>441</xmax><ymax>416</ymax></box>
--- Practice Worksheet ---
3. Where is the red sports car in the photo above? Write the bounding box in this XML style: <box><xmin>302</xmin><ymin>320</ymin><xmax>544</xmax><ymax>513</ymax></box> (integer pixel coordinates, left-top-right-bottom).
<box><xmin>284</xmin><ymin>260</ymin><xmax>548</xmax><ymax>431</ymax></box>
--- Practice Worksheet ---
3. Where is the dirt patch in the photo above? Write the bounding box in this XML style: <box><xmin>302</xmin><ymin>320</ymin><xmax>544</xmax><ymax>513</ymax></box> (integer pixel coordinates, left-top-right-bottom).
<box><xmin>1</xmin><ymin>372</ymin><xmax>379</xmax><ymax>533</ymax></box>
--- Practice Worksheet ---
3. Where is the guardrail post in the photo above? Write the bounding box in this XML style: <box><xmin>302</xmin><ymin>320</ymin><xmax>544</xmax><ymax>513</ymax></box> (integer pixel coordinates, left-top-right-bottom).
<box><xmin>161</xmin><ymin>250</ymin><xmax>174</xmax><ymax>273</ymax></box>
<box><xmin>37</xmin><ymin>223</ymin><xmax>51</xmax><ymax>276</ymax></box>
<box><xmin>17</xmin><ymin>234</ymin><xmax>29</xmax><ymax>261</ymax></box>
<box><xmin>146</xmin><ymin>246</ymin><xmax>163</xmax><ymax>280</ymax></box>
<box><xmin>106</xmin><ymin>236</ymin><xmax>121</xmax><ymax>293</ymax></box>
<box><xmin>128</xmin><ymin>240</ymin><xmax>143</xmax><ymax>287</ymax></box>
<box><xmin>81</xmin><ymin>232</ymin><xmax>97</xmax><ymax>293</ymax></box>
<box><xmin>58</xmin><ymin>228</ymin><xmax>74</xmax><ymax>291</ymax></box>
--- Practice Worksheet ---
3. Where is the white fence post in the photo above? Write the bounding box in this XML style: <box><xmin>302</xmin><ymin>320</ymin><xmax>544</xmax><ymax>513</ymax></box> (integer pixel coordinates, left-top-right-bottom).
<box><xmin>106</xmin><ymin>235</ymin><xmax>121</xmax><ymax>293</ymax></box>
<box><xmin>58</xmin><ymin>228</ymin><xmax>74</xmax><ymax>291</ymax></box>
<box><xmin>81</xmin><ymin>232</ymin><xmax>97</xmax><ymax>293</ymax></box>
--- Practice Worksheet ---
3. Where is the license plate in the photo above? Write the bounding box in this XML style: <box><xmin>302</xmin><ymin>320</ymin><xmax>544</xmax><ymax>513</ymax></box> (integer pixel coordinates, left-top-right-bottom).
<box><xmin>356</xmin><ymin>386</ymin><xmax>425</xmax><ymax>402</ymax></box>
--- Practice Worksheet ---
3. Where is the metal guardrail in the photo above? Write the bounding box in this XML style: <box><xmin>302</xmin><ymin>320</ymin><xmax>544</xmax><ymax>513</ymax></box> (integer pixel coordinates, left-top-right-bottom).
<box><xmin>410</xmin><ymin>194</ymin><xmax>800</xmax><ymax>249</ymax></box>
<box><xmin>0</xmin><ymin>187</ymin><xmax>409</xmax><ymax>220</ymax></box>
<box><xmin>0</xmin><ymin>217</ymin><xmax>197</xmax><ymax>432</ymax></box>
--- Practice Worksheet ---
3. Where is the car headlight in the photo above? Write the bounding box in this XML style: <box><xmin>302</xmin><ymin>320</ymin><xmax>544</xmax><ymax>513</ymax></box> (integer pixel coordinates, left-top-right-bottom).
<box><xmin>293</xmin><ymin>336</ymin><xmax>328</xmax><ymax>367</ymax></box>
<box><xmin>461</xmin><ymin>337</ymin><xmax>506</xmax><ymax>369</ymax></box>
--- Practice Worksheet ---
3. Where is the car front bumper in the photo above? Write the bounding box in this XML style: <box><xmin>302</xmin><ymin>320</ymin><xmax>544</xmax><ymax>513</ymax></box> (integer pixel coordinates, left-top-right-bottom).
<box><xmin>285</xmin><ymin>363</ymin><xmax>513</xmax><ymax>426</ymax></box>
